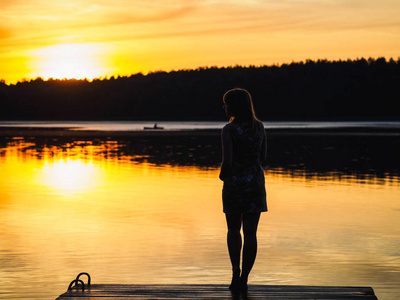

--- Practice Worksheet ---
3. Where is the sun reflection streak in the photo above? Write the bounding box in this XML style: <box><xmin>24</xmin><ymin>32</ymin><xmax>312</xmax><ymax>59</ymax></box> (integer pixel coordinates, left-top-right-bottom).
<box><xmin>39</xmin><ymin>158</ymin><xmax>105</xmax><ymax>195</ymax></box>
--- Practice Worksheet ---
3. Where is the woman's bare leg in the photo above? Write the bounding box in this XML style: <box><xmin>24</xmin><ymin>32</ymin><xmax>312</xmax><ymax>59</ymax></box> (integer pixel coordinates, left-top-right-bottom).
<box><xmin>241</xmin><ymin>212</ymin><xmax>261</xmax><ymax>287</ymax></box>
<box><xmin>225</xmin><ymin>213</ymin><xmax>242</xmax><ymax>288</ymax></box>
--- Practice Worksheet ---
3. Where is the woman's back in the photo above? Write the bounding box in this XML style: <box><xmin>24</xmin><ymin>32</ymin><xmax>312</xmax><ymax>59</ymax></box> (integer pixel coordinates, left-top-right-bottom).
<box><xmin>229</xmin><ymin>120</ymin><xmax>265</xmax><ymax>168</ymax></box>
<box><xmin>222</xmin><ymin>120</ymin><xmax>267</xmax><ymax>214</ymax></box>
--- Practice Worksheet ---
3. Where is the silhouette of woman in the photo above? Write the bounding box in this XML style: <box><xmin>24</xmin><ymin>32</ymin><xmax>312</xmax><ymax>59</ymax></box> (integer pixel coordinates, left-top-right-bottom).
<box><xmin>219</xmin><ymin>88</ymin><xmax>267</xmax><ymax>292</ymax></box>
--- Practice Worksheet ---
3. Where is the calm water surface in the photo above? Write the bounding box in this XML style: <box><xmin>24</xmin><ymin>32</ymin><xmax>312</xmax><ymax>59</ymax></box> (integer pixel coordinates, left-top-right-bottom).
<box><xmin>0</xmin><ymin>133</ymin><xmax>399</xmax><ymax>300</ymax></box>
<box><xmin>2</xmin><ymin>120</ymin><xmax>400</xmax><ymax>131</ymax></box>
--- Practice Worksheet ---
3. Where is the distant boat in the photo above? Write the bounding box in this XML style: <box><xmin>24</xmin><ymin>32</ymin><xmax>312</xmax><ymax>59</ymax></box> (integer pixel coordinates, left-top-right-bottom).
<box><xmin>144</xmin><ymin>123</ymin><xmax>164</xmax><ymax>130</ymax></box>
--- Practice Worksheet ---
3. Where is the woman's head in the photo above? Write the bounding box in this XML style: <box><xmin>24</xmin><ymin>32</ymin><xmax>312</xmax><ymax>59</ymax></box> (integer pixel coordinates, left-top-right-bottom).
<box><xmin>223</xmin><ymin>88</ymin><xmax>257</xmax><ymax>123</ymax></box>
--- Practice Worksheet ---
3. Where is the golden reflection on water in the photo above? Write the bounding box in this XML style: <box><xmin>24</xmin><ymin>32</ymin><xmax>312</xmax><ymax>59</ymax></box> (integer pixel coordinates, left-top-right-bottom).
<box><xmin>0</xmin><ymin>139</ymin><xmax>399</xmax><ymax>300</ymax></box>
<box><xmin>39</xmin><ymin>159</ymin><xmax>105</xmax><ymax>195</ymax></box>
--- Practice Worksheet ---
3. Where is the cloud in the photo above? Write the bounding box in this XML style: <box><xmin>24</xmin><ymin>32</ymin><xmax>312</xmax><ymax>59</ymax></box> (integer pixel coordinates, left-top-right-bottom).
<box><xmin>2</xmin><ymin>0</ymin><xmax>399</xmax><ymax>48</ymax></box>
<box><xmin>0</xmin><ymin>27</ymin><xmax>11</xmax><ymax>40</ymax></box>
<box><xmin>0</xmin><ymin>0</ymin><xmax>197</xmax><ymax>47</ymax></box>
<box><xmin>101</xmin><ymin>2</ymin><xmax>194</xmax><ymax>24</ymax></box>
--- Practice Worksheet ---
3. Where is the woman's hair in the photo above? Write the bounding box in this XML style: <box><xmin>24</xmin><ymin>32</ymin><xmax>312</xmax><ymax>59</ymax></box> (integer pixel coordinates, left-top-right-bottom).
<box><xmin>223</xmin><ymin>88</ymin><xmax>258</xmax><ymax>127</ymax></box>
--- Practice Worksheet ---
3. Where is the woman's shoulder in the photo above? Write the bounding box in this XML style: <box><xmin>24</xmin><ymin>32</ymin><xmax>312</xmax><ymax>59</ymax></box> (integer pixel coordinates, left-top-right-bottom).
<box><xmin>255</xmin><ymin>120</ymin><xmax>264</xmax><ymax>129</ymax></box>
<box><xmin>222</xmin><ymin>122</ymin><xmax>236</xmax><ymax>132</ymax></box>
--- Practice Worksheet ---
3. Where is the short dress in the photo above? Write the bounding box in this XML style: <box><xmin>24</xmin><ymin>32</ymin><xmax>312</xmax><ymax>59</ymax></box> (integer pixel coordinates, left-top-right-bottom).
<box><xmin>222</xmin><ymin>121</ymin><xmax>267</xmax><ymax>214</ymax></box>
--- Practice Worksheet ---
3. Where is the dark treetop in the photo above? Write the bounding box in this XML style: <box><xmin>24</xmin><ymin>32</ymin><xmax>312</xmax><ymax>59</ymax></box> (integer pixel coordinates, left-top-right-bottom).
<box><xmin>1</xmin><ymin>57</ymin><xmax>399</xmax><ymax>121</ymax></box>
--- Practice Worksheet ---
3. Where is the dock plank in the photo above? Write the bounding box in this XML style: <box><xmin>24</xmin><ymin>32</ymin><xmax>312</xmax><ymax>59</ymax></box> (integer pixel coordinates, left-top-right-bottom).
<box><xmin>56</xmin><ymin>284</ymin><xmax>378</xmax><ymax>299</ymax></box>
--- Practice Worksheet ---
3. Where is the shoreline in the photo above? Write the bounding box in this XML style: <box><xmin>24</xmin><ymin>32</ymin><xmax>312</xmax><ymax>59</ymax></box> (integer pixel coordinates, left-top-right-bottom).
<box><xmin>1</xmin><ymin>126</ymin><xmax>400</xmax><ymax>137</ymax></box>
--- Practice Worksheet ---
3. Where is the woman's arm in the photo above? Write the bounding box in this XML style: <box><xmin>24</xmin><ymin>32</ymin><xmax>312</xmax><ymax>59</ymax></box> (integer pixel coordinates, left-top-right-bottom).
<box><xmin>219</xmin><ymin>125</ymin><xmax>233</xmax><ymax>181</ymax></box>
<box><xmin>260</xmin><ymin>124</ymin><xmax>267</xmax><ymax>163</ymax></box>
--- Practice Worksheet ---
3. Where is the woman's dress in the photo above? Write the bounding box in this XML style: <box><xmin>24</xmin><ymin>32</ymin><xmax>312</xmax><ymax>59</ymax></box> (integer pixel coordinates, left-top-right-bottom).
<box><xmin>222</xmin><ymin>121</ymin><xmax>267</xmax><ymax>214</ymax></box>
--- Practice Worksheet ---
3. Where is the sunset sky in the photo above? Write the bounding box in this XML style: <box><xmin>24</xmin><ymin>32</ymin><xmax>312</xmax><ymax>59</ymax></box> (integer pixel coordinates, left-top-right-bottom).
<box><xmin>1</xmin><ymin>0</ymin><xmax>399</xmax><ymax>84</ymax></box>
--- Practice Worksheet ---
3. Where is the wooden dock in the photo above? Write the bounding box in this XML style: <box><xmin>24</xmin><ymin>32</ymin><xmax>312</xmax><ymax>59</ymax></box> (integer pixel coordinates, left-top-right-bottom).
<box><xmin>56</xmin><ymin>283</ymin><xmax>378</xmax><ymax>299</ymax></box>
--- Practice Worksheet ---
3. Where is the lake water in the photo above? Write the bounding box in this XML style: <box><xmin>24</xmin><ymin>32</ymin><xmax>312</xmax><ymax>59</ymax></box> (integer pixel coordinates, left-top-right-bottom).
<box><xmin>0</xmin><ymin>123</ymin><xmax>399</xmax><ymax>299</ymax></box>
<box><xmin>1</xmin><ymin>120</ymin><xmax>400</xmax><ymax>131</ymax></box>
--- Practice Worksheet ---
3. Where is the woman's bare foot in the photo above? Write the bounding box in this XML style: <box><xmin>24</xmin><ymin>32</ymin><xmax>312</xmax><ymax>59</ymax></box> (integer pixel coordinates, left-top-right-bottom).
<box><xmin>229</xmin><ymin>268</ymin><xmax>241</xmax><ymax>291</ymax></box>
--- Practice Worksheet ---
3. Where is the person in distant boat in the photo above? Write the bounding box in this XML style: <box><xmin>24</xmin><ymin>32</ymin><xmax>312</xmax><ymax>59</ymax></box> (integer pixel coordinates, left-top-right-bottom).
<box><xmin>219</xmin><ymin>88</ymin><xmax>267</xmax><ymax>292</ymax></box>
<box><xmin>144</xmin><ymin>123</ymin><xmax>163</xmax><ymax>130</ymax></box>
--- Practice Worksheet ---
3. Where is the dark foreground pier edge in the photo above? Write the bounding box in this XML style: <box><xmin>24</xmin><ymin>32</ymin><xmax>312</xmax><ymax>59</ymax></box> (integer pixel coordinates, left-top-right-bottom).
<box><xmin>56</xmin><ymin>273</ymin><xmax>378</xmax><ymax>299</ymax></box>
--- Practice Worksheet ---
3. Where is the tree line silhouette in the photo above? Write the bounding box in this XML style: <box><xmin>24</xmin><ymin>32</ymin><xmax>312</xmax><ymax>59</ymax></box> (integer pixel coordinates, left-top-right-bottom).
<box><xmin>0</xmin><ymin>57</ymin><xmax>399</xmax><ymax>121</ymax></box>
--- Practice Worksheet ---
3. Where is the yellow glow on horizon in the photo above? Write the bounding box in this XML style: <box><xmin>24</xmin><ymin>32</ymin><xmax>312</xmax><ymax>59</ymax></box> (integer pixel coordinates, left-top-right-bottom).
<box><xmin>29</xmin><ymin>43</ymin><xmax>111</xmax><ymax>80</ymax></box>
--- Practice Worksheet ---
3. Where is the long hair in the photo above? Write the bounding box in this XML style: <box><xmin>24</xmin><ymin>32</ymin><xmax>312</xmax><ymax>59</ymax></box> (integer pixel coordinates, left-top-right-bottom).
<box><xmin>223</xmin><ymin>88</ymin><xmax>258</xmax><ymax>129</ymax></box>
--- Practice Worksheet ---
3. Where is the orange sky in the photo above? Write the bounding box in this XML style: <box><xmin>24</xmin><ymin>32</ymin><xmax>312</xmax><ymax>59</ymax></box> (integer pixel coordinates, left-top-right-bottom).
<box><xmin>1</xmin><ymin>0</ymin><xmax>399</xmax><ymax>84</ymax></box>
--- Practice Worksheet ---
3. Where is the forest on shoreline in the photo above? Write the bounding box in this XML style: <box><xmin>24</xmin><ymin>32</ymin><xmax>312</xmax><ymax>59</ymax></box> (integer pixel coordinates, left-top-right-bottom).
<box><xmin>1</xmin><ymin>57</ymin><xmax>399</xmax><ymax>121</ymax></box>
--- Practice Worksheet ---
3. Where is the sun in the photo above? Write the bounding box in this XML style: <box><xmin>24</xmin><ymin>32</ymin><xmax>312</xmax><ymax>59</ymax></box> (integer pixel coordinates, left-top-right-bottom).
<box><xmin>29</xmin><ymin>43</ymin><xmax>110</xmax><ymax>80</ymax></box>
